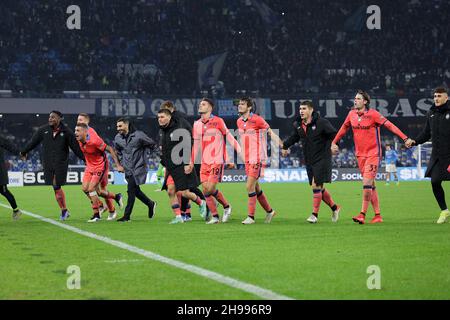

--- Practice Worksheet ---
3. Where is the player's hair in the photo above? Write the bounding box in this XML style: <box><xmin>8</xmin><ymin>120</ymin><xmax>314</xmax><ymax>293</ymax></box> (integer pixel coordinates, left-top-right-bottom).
<box><xmin>160</xmin><ymin>100</ymin><xmax>175</xmax><ymax>112</ymax></box>
<box><xmin>356</xmin><ymin>89</ymin><xmax>371</xmax><ymax>107</ymax></box>
<box><xmin>239</xmin><ymin>97</ymin><xmax>258</xmax><ymax>114</ymax></box>
<box><xmin>117</xmin><ymin>117</ymin><xmax>129</xmax><ymax>124</ymax></box>
<box><xmin>239</xmin><ymin>97</ymin><xmax>253</xmax><ymax>109</ymax></box>
<box><xmin>157</xmin><ymin>109</ymin><xmax>172</xmax><ymax>117</ymax></box>
<box><xmin>300</xmin><ymin>101</ymin><xmax>314</xmax><ymax>109</ymax></box>
<box><xmin>76</xmin><ymin>122</ymin><xmax>88</xmax><ymax>129</ymax></box>
<box><xmin>50</xmin><ymin>110</ymin><xmax>63</xmax><ymax>118</ymax></box>
<box><xmin>201</xmin><ymin>98</ymin><xmax>215</xmax><ymax>109</ymax></box>
<box><xmin>117</xmin><ymin>117</ymin><xmax>136</xmax><ymax>132</ymax></box>
<box><xmin>78</xmin><ymin>113</ymin><xmax>90</xmax><ymax>120</ymax></box>
<box><xmin>434</xmin><ymin>87</ymin><xmax>448</xmax><ymax>94</ymax></box>
<box><xmin>239</xmin><ymin>97</ymin><xmax>256</xmax><ymax>113</ymax></box>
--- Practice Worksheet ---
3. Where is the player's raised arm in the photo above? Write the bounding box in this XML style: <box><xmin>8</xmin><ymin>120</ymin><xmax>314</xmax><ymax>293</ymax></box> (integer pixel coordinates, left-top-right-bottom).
<box><xmin>375</xmin><ymin>111</ymin><xmax>410</xmax><ymax>144</ymax></box>
<box><xmin>382</xmin><ymin>120</ymin><xmax>411</xmax><ymax>143</ymax></box>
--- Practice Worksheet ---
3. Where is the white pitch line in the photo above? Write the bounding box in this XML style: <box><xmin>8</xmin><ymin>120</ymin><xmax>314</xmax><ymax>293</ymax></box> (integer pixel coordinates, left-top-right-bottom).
<box><xmin>104</xmin><ymin>259</ymin><xmax>145</xmax><ymax>264</ymax></box>
<box><xmin>0</xmin><ymin>203</ymin><xmax>294</xmax><ymax>300</ymax></box>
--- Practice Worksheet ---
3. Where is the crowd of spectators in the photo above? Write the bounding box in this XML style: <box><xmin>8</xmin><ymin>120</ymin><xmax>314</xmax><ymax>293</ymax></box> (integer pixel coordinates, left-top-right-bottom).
<box><xmin>0</xmin><ymin>0</ymin><xmax>448</xmax><ymax>97</ymax></box>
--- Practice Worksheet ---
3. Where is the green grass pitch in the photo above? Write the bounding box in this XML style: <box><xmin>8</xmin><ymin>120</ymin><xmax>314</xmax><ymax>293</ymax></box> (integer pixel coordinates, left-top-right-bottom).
<box><xmin>0</xmin><ymin>181</ymin><xmax>449</xmax><ymax>300</ymax></box>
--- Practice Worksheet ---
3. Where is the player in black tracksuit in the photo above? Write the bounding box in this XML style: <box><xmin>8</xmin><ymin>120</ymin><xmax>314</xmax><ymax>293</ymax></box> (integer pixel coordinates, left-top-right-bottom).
<box><xmin>0</xmin><ymin>134</ymin><xmax>22</xmax><ymax>220</ymax></box>
<box><xmin>21</xmin><ymin>111</ymin><xmax>85</xmax><ymax>220</ymax></box>
<box><xmin>411</xmin><ymin>87</ymin><xmax>450</xmax><ymax>223</ymax></box>
<box><xmin>282</xmin><ymin>101</ymin><xmax>341</xmax><ymax>223</ymax></box>
<box><xmin>158</xmin><ymin>109</ymin><xmax>208</xmax><ymax>223</ymax></box>
<box><xmin>159</xmin><ymin>101</ymin><xmax>206</xmax><ymax>221</ymax></box>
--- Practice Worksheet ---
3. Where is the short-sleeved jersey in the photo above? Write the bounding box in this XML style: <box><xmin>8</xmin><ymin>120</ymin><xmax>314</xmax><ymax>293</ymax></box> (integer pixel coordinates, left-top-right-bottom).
<box><xmin>88</xmin><ymin>126</ymin><xmax>100</xmax><ymax>140</ymax></box>
<box><xmin>385</xmin><ymin>149</ymin><xmax>398</xmax><ymax>164</ymax></box>
<box><xmin>193</xmin><ymin>115</ymin><xmax>229</xmax><ymax>165</ymax></box>
<box><xmin>79</xmin><ymin>131</ymin><xmax>107</xmax><ymax>170</ymax></box>
<box><xmin>236</xmin><ymin>113</ymin><xmax>270</xmax><ymax>163</ymax></box>
<box><xmin>334</xmin><ymin>109</ymin><xmax>388</xmax><ymax>157</ymax></box>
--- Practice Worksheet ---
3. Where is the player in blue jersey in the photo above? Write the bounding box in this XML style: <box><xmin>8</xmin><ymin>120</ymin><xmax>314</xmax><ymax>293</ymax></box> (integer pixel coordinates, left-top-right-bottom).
<box><xmin>384</xmin><ymin>144</ymin><xmax>399</xmax><ymax>186</ymax></box>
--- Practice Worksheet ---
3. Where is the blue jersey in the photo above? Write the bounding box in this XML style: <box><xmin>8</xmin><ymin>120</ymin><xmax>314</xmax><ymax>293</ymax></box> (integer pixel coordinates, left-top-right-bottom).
<box><xmin>385</xmin><ymin>149</ymin><xmax>398</xmax><ymax>164</ymax></box>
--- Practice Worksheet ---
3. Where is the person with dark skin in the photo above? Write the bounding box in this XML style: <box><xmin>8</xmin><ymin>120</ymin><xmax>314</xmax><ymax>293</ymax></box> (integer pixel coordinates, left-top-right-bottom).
<box><xmin>21</xmin><ymin>111</ymin><xmax>85</xmax><ymax>221</ymax></box>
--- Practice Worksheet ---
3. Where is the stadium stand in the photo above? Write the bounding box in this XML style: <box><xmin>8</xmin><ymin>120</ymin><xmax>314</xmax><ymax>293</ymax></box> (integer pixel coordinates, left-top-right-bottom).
<box><xmin>0</xmin><ymin>0</ymin><xmax>448</xmax><ymax>96</ymax></box>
